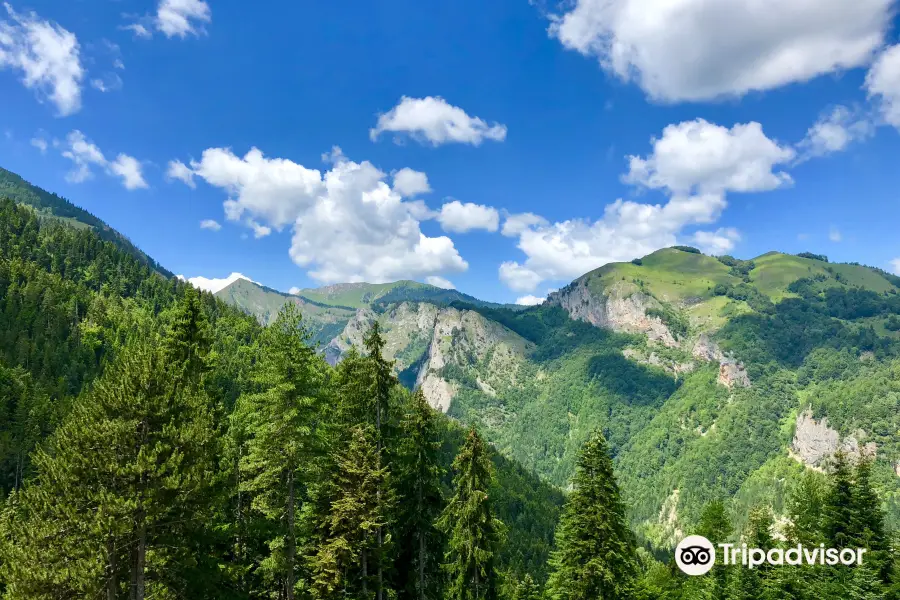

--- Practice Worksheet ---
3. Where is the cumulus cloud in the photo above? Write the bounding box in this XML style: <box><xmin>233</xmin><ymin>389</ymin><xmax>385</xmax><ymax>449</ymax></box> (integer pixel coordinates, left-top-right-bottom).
<box><xmin>288</xmin><ymin>286</ymin><xmax>302</xmax><ymax>295</ymax></box>
<box><xmin>499</xmin><ymin>261</ymin><xmax>544</xmax><ymax>293</ymax></box>
<box><xmin>425</xmin><ymin>276</ymin><xmax>455</xmax><ymax>289</ymax></box>
<box><xmin>692</xmin><ymin>227</ymin><xmax>741</xmax><ymax>255</ymax></box>
<box><xmin>796</xmin><ymin>106</ymin><xmax>874</xmax><ymax>161</ymax></box>
<box><xmin>156</xmin><ymin>0</ymin><xmax>211</xmax><ymax>38</ymax></box>
<box><xmin>371</xmin><ymin>96</ymin><xmax>507</xmax><ymax>146</ymax></box>
<box><xmin>501</xmin><ymin>212</ymin><xmax>549</xmax><ymax>237</ymax></box>
<box><xmin>166</xmin><ymin>159</ymin><xmax>195</xmax><ymax>188</ymax></box>
<box><xmin>0</xmin><ymin>4</ymin><xmax>84</xmax><ymax>116</ymax></box>
<box><xmin>865</xmin><ymin>44</ymin><xmax>900</xmax><ymax>129</ymax></box>
<box><xmin>189</xmin><ymin>147</ymin><xmax>323</xmax><ymax>230</ymax></box>
<box><xmin>199</xmin><ymin>219</ymin><xmax>221</xmax><ymax>231</ymax></box>
<box><xmin>515</xmin><ymin>295</ymin><xmax>546</xmax><ymax>306</ymax></box>
<box><xmin>247</xmin><ymin>219</ymin><xmax>272</xmax><ymax>239</ymax></box>
<box><xmin>179</xmin><ymin>272</ymin><xmax>257</xmax><ymax>294</ymax></box>
<box><xmin>392</xmin><ymin>168</ymin><xmax>431</xmax><ymax>197</ymax></box>
<box><xmin>437</xmin><ymin>200</ymin><xmax>500</xmax><ymax>233</ymax></box>
<box><xmin>624</xmin><ymin>119</ymin><xmax>795</xmax><ymax>195</ymax></box>
<box><xmin>499</xmin><ymin>119</ymin><xmax>794</xmax><ymax>292</ymax></box>
<box><xmin>108</xmin><ymin>154</ymin><xmax>148</xmax><ymax>190</ymax></box>
<box><xmin>59</xmin><ymin>130</ymin><xmax>147</xmax><ymax>190</ymax></box>
<box><xmin>186</xmin><ymin>146</ymin><xmax>469</xmax><ymax>284</ymax></box>
<box><xmin>548</xmin><ymin>0</ymin><xmax>893</xmax><ymax>102</ymax></box>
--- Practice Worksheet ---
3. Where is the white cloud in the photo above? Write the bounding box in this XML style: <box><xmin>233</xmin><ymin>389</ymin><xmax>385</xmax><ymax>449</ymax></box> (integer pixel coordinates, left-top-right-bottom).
<box><xmin>692</xmin><ymin>227</ymin><xmax>741</xmax><ymax>255</ymax></box>
<box><xmin>30</xmin><ymin>136</ymin><xmax>47</xmax><ymax>154</ymax></box>
<box><xmin>189</xmin><ymin>146</ymin><xmax>469</xmax><ymax>284</ymax></box>
<box><xmin>0</xmin><ymin>4</ymin><xmax>84</xmax><ymax>116</ymax></box>
<box><xmin>392</xmin><ymin>168</ymin><xmax>432</xmax><ymax>197</ymax></box>
<box><xmin>829</xmin><ymin>226</ymin><xmax>842</xmax><ymax>242</ymax></box>
<box><xmin>515</xmin><ymin>295</ymin><xmax>546</xmax><ymax>306</ymax></box>
<box><xmin>108</xmin><ymin>154</ymin><xmax>148</xmax><ymax>190</ymax></box>
<box><xmin>499</xmin><ymin>119</ymin><xmax>794</xmax><ymax>292</ymax></box>
<box><xmin>548</xmin><ymin>0</ymin><xmax>893</xmax><ymax>102</ymax></box>
<box><xmin>90</xmin><ymin>73</ymin><xmax>123</xmax><ymax>93</ymax></box>
<box><xmin>189</xmin><ymin>147</ymin><xmax>323</xmax><ymax>230</ymax></box>
<box><xmin>425</xmin><ymin>276</ymin><xmax>455</xmax><ymax>289</ymax></box>
<box><xmin>371</xmin><ymin>96</ymin><xmax>507</xmax><ymax>146</ymax></box>
<box><xmin>865</xmin><ymin>44</ymin><xmax>900</xmax><ymax>129</ymax></box>
<box><xmin>796</xmin><ymin>106</ymin><xmax>874</xmax><ymax>160</ymax></box>
<box><xmin>61</xmin><ymin>130</ymin><xmax>106</xmax><ymax>183</ymax></box>
<box><xmin>181</xmin><ymin>272</ymin><xmax>257</xmax><ymax>294</ymax></box>
<box><xmin>166</xmin><ymin>159</ymin><xmax>196</xmax><ymax>188</ymax></box>
<box><xmin>113</xmin><ymin>58</ymin><xmax>125</xmax><ymax>70</ymax></box>
<box><xmin>288</xmin><ymin>286</ymin><xmax>301</xmax><ymax>295</ymax></box>
<box><xmin>60</xmin><ymin>130</ymin><xmax>146</xmax><ymax>190</ymax></box>
<box><xmin>438</xmin><ymin>200</ymin><xmax>500</xmax><ymax>233</ymax></box>
<box><xmin>890</xmin><ymin>258</ymin><xmax>900</xmax><ymax>276</ymax></box>
<box><xmin>199</xmin><ymin>219</ymin><xmax>221</xmax><ymax>231</ymax></box>
<box><xmin>121</xmin><ymin>23</ymin><xmax>152</xmax><ymax>39</ymax></box>
<box><xmin>499</xmin><ymin>261</ymin><xmax>544</xmax><ymax>293</ymax></box>
<box><xmin>247</xmin><ymin>219</ymin><xmax>271</xmax><ymax>239</ymax></box>
<box><xmin>624</xmin><ymin>119</ymin><xmax>795</xmax><ymax>195</ymax></box>
<box><xmin>156</xmin><ymin>0</ymin><xmax>211</xmax><ymax>38</ymax></box>
<box><xmin>501</xmin><ymin>212</ymin><xmax>549</xmax><ymax>237</ymax></box>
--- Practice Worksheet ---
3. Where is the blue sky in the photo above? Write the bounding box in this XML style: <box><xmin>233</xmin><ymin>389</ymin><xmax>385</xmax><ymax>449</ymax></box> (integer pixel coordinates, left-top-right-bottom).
<box><xmin>2</xmin><ymin>0</ymin><xmax>900</xmax><ymax>303</ymax></box>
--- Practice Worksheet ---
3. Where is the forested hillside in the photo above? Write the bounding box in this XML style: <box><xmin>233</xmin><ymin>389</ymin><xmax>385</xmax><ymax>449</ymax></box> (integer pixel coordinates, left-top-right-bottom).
<box><xmin>1</xmin><ymin>170</ymin><xmax>899</xmax><ymax>600</ymax></box>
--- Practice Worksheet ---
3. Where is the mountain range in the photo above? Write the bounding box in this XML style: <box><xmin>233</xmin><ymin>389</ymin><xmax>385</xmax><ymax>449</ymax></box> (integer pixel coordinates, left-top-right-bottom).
<box><xmin>4</xmin><ymin>164</ymin><xmax>899</xmax><ymax>550</ymax></box>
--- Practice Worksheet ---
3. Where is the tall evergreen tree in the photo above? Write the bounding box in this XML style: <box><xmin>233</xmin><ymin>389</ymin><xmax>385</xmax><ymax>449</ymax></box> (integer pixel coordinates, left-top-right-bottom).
<box><xmin>438</xmin><ymin>426</ymin><xmax>504</xmax><ymax>600</ymax></box>
<box><xmin>363</xmin><ymin>322</ymin><xmax>397</xmax><ymax>600</ymax></box>
<box><xmin>546</xmin><ymin>430</ymin><xmax>637</xmax><ymax>600</ymax></box>
<box><xmin>233</xmin><ymin>304</ymin><xmax>327</xmax><ymax>600</ymax></box>
<box><xmin>396</xmin><ymin>388</ymin><xmax>445</xmax><ymax>600</ymax></box>
<box><xmin>824</xmin><ymin>452</ymin><xmax>856</xmax><ymax>549</ymax></box>
<box><xmin>308</xmin><ymin>425</ymin><xmax>391</xmax><ymax>600</ymax></box>
<box><xmin>0</xmin><ymin>335</ymin><xmax>219</xmax><ymax>600</ymax></box>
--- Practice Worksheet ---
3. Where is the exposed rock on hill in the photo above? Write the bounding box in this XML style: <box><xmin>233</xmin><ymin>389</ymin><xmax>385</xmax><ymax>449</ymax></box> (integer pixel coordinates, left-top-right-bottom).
<box><xmin>791</xmin><ymin>409</ymin><xmax>877</xmax><ymax>469</ymax></box>
<box><xmin>548</xmin><ymin>280</ymin><xmax>678</xmax><ymax>347</ymax></box>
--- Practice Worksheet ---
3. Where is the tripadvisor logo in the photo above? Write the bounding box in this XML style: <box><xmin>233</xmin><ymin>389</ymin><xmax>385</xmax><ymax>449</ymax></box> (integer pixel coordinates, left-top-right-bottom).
<box><xmin>675</xmin><ymin>535</ymin><xmax>868</xmax><ymax>576</ymax></box>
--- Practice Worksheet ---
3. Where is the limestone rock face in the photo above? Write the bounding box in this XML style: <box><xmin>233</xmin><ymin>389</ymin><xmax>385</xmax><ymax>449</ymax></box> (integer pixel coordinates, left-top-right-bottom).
<box><xmin>718</xmin><ymin>360</ymin><xmax>751</xmax><ymax>388</ymax></box>
<box><xmin>691</xmin><ymin>334</ymin><xmax>751</xmax><ymax>388</ymax></box>
<box><xmin>791</xmin><ymin>409</ymin><xmax>877</xmax><ymax>469</ymax></box>
<box><xmin>324</xmin><ymin>302</ymin><xmax>529</xmax><ymax>413</ymax></box>
<box><xmin>548</xmin><ymin>280</ymin><xmax>678</xmax><ymax>347</ymax></box>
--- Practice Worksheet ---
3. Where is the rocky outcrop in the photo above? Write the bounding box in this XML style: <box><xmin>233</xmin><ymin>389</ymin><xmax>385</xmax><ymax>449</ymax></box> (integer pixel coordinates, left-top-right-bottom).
<box><xmin>325</xmin><ymin>302</ymin><xmax>530</xmax><ymax>413</ymax></box>
<box><xmin>548</xmin><ymin>280</ymin><xmax>678</xmax><ymax>347</ymax></box>
<box><xmin>324</xmin><ymin>308</ymin><xmax>377</xmax><ymax>365</ymax></box>
<box><xmin>791</xmin><ymin>409</ymin><xmax>877</xmax><ymax>469</ymax></box>
<box><xmin>691</xmin><ymin>333</ymin><xmax>751</xmax><ymax>388</ymax></box>
<box><xmin>718</xmin><ymin>359</ymin><xmax>751</xmax><ymax>388</ymax></box>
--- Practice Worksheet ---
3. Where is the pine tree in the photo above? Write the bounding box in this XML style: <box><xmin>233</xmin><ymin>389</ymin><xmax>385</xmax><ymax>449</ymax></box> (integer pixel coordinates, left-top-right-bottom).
<box><xmin>396</xmin><ymin>388</ymin><xmax>445</xmax><ymax>600</ymax></box>
<box><xmin>234</xmin><ymin>303</ymin><xmax>327</xmax><ymax>600</ymax></box>
<box><xmin>438</xmin><ymin>426</ymin><xmax>504</xmax><ymax>600</ymax></box>
<box><xmin>514</xmin><ymin>573</ymin><xmax>540</xmax><ymax>600</ymax></box>
<box><xmin>308</xmin><ymin>425</ymin><xmax>391</xmax><ymax>600</ymax></box>
<box><xmin>0</xmin><ymin>336</ymin><xmax>219</xmax><ymax>599</ymax></box>
<box><xmin>363</xmin><ymin>321</ymin><xmax>397</xmax><ymax>600</ymax></box>
<box><xmin>851</xmin><ymin>457</ymin><xmax>890</xmax><ymax>583</ymax></box>
<box><xmin>824</xmin><ymin>451</ymin><xmax>856</xmax><ymax>549</ymax></box>
<box><xmin>785</xmin><ymin>470</ymin><xmax>826</xmax><ymax>546</ymax></box>
<box><xmin>546</xmin><ymin>430</ymin><xmax>637</xmax><ymax>600</ymax></box>
<box><xmin>689</xmin><ymin>500</ymin><xmax>732</xmax><ymax>600</ymax></box>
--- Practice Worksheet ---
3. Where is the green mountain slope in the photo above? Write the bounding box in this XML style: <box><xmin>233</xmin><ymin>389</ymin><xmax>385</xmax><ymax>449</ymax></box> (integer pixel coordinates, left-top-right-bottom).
<box><xmin>0</xmin><ymin>166</ymin><xmax>172</xmax><ymax>277</ymax></box>
<box><xmin>250</xmin><ymin>245</ymin><xmax>899</xmax><ymax>550</ymax></box>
